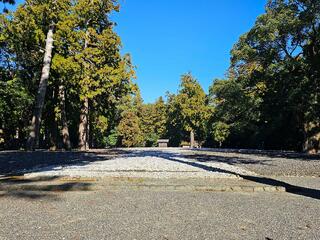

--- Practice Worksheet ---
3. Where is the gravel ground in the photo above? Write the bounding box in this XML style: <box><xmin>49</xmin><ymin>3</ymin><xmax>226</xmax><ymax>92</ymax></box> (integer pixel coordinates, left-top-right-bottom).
<box><xmin>1</xmin><ymin>148</ymin><xmax>319</xmax><ymax>240</ymax></box>
<box><xmin>0</xmin><ymin>148</ymin><xmax>319</xmax><ymax>178</ymax></box>
<box><xmin>0</xmin><ymin>189</ymin><xmax>319</xmax><ymax>240</ymax></box>
<box><xmin>182</xmin><ymin>148</ymin><xmax>320</xmax><ymax>177</ymax></box>
<box><xmin>25</xmin><ymin>150</ymin><xmax>255</xmax><ymax>179</ymax></box>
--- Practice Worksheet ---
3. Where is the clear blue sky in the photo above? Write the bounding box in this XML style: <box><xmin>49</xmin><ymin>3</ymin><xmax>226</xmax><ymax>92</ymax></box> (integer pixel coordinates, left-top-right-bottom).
<box><xmin>113</xmin><ymin>0</ymin><xmax>266</xmax><ymax>102</ymax></box>
<box><xmin>2</xmin><ymin>0</ymin><xmax>266</xmax><ymax>103</ymax></box>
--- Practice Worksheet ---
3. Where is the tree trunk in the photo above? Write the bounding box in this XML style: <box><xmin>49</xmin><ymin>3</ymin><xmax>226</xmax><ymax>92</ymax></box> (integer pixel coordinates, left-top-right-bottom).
<box><xmin>190</xmin><ymin>130</ymin><xmax>195</xmax><ymax>148</ymax></box>
<box><xmin>50</xmin><ymin>87</ymin><xmax>59</xmax><ymax>150</ymax></box>
<box><xmin>78</xmin><ymin>97</ymin><xmax>89</xmax><ymax>150</ymax></box>
<box><xmin>59</xmin><ymin>85</ymin><xmax>71</xmax><ymax>150</ymax></box>
<box><xmin>26</xmin><ymin>24</ymin><xmax>54</xmax><ymax>150</ymax></box>
<box><xmin>303</xmin><ymin>122</ymin><xmax>320</xmax><ymax>154</ymax></box>
<box><xmin>78</xmin><ymin>28</ymin><xmax>90</xmax><ymax>151</ymax></box>
<box><xmin>49</xmin><ymin>117</ymin><xmax>58</xmax><ymax>151</ymax></box>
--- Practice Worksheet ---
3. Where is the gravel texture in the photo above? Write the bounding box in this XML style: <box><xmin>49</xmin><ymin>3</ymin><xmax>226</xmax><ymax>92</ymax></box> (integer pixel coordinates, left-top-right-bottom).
<box><xmin>0</xmin><ymin>148</ymin><xmax>319</xmax><ymax>239</ymax></box>
<box><xmin>182</xmin><ymin>148</ymin><xmax>320</xmax><ymax>177</ymax></box>
<box><xmin>0</xmin><ymin>148</ymin><xmax>319</xmax><ymax>178</ymax></box>
<box><xmin>25</xmin><ymin>149</ymin><xmax>255</xmax><ymax>179</ymax></box>
<box><xmin>0</xmin><ymin>189</ymin><xmax>319</xmax><ymax>240</ymax></box>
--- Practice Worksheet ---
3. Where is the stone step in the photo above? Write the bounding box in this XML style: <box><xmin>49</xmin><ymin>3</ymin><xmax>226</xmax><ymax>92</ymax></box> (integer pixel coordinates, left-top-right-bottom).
<box><xmin>0</xmin><ymin>176</ymin><xmax>289</xmax><ymax>193</ymax></box>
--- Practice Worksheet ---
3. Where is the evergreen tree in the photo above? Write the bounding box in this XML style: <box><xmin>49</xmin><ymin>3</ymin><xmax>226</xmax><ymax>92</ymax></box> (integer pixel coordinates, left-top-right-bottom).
<box><xmin>27</xmin><ymin>0</ymin><xmax>67</xmax><ymax>150</ymax></box>
<box><xmin>117</xmin><ymin>111</ymin><xmax>143</xmax><ymax>147</ymax></box>
<box><xmin>167</xmin><ymin>73</ymin><xmax>209</xmax><ymax>147</ymax></box>
<box><xmin>153</xmin><ymin>97</ymin><xmax>167</xmax><ymax>138</ymax></box>
<box><xmin>226</xmin><ymin>0</ymin><xmax>320</xmax><ymax>152</ymax></box>
<box><xmin>0</xmin><ymin>0</ymin><xmax>134</xmax><ymax>150</ymax></box>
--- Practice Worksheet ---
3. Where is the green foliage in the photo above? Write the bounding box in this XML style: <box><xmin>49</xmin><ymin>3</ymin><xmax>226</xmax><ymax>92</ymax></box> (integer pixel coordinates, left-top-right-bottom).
<box><xmin>106</xmin><ymin>129</ymin><xmax>119</xmax><ymax>147</ymax></box>
<box><xmin>91</xmin><ymin>115</ymin><xmax>109</xmax><ymax>147</ymax></box>
<box><xmin>144</xmin><ymin>133</ymin><xmax>159</xmax><ymax>147</ymax></box>
<box><xmin>211</xmin><ymin>0</ymin><xmax>320</xmax><ymax>151</ymax></box>
<box><xmin>166</xmin><ymin>73</ymin><xmax>209</xmax><ymax>146</ymax></box>
<box><xmin>211</xmin><ymin>122</ymin><xmax>230</xmax><ymax>147</ymax></box>
<box><xmin>0</xmin><ymin>0</ymin><xmax>135</xmax><ymax>149</ymax></box>
<box><xmin>0</xmin><ymin>79</ymin><xmax>33</xmax><ymax>128</ymax></box>
<box><xmin>140</xmin><ymin>98</ymin><xmax>166</xmax><ymax>140</ymax></box>
<box><xmin>1</xmin><ymin>0</ymin><xmax>319</xmax><ymax>152</ymax></box>
<box><xmin>177</xmin><ymin>73</ymin><xmax>209</xmax><ymax>133</ymax></box>
<box><xmin>153</xmin><ymin>97</ymin><xmax>167</xmax><ymax>137</ymax></box>
<box><xmin>112</xmin><ymin>88</ymin><xmax>166</xmax><ymax>147</ymax></box>
<box><xmin>117</xmin><ymin>111</ymin><xmax>143</xmax><ymax>147</ymax></box>
<box><xmin>140</xmin><ymin>104</ymin><xmax>156</xmax><ymax>136</ymax></box>
<box><xmin>207</xmin><ymin>79</ymin><xmax>261</xmax><ymax>147</ymax></box>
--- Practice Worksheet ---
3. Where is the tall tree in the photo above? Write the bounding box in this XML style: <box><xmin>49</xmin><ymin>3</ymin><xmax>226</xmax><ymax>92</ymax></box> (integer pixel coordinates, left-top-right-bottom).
<box><xmin>26</xmin><ymin>23</ymin><xmax>54</xmax><ymax>150</ymax></box>
<box><xmin>26</xmin><ymin>0</ymin><xmax>70</xmax><ymax>150</ymax></box>
<box><xmin>117</xmin><ymin>110</ymin><xmax>143</xmax><ymax>147</ymax></box>
<box><xmin>222</xmin><ymin>0</ymin><xmax>320</xmax><ymax>152</ymax></box>
<box><xmin>208</xmin><ymin>79</ymin><xmax>261</xmax><ymax>148</ymax></box>
<box><xmin>167</xmin><ymin>73</ymin><xmax>209</xmax><ymax>147</ymax></box>
<box><xmin>153</xmin><ymin>97</ymin><xmax>167</xmax><ymax>138</ymax></box>
<box><xmin>1</xmin><ymin>0</ymin><xmax>134</xmax><ymax>150</ymax></box>
<box><xmin>70</xmin><ymin>0</ymin><xmax>126</xmax><ymax>150</ymax></box>
<box><xmin>1</xmin><ymin>0</ymin><xmax>67</xmax><ymax>149</ymax></box>
<box><xmin>58</xmin><ymin>84</ymin><xmax>71</xmax><ymax>149</ymax></box>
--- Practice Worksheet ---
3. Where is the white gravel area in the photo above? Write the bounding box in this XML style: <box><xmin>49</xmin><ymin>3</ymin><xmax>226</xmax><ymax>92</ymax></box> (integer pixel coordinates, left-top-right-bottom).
<box><xmin>25</xmin><ymin>149</ymin><xmax>256</xmax><ymax>179</ymax></box>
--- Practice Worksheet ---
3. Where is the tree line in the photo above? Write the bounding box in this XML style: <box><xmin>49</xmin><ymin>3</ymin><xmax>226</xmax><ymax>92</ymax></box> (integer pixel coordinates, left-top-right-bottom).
<box><xmin>0</xmin><ymin>0</ymin><xmax>319</xmax><ymax>153</ymax></box>
<box><xmin>1</xmin><ymin>0</ymin><xmax>135</xmax><ymax>150</ymax></box>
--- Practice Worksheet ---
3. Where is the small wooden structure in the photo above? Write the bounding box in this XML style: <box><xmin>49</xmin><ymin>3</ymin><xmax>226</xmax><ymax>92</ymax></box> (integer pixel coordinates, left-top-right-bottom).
<box><xmin>157</xmin><ymin>139</ymin><xmax>169</xmax><ymax>148</ymax></box>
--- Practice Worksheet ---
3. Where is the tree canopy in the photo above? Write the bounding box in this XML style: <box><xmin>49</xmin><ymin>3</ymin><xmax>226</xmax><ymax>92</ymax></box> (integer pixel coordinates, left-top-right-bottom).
<box><xmin>0</xmin><ymin>0</ymin><xmax>135</xmax><ymax>149</ymax></box>
<box><xmin>0</xmin><ymin>0</ymin><xmax>319</xmax><ymax>153</ymax></box>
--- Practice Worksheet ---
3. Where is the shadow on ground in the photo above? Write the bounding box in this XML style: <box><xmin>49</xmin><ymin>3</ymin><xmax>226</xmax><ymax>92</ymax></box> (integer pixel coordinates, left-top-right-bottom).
<box><xmin>0</xmin><ymin>176</ymin><xmax>93</xmax><ymax>200</ymax></box>
<box><xmin>0</xmin><ymin>150</ymin><xmax>118</xmax><ymax>200</ymax></box>
<box><xmin>0</xmin><ymin>149</ymin><xmax>126</xmax><ymax>177</ymax></box>
<box><xmin>193</xmin><ymin>148</ymin><xmax>320</xmax><ymax>161</ymax></box>
<box><xmin>124</xmin><ymin>149</ymin><xmax>320</xmax><ymax>200</ymax></box>
<box><xmin>0</xmin><ymin>149</ymin><xmax>319</xmax><ymax>200</ymax></box>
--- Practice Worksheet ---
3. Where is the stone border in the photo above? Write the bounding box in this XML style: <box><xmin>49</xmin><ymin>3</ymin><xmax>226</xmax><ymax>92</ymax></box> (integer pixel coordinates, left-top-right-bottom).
<box><xmin>0</xmin><ymin>176</ymin><xmax>286</xmax><ymax>193</ymax></box>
